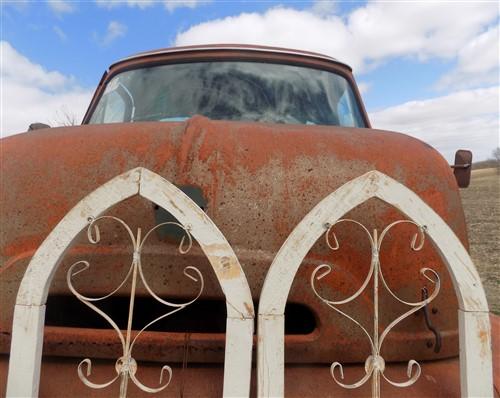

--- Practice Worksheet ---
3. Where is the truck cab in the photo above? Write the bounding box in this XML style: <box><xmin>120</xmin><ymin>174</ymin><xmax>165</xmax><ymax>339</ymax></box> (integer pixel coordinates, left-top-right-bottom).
<box><xmin>1</xmin><ymin>45</ymin><xmax>495</xmax><ymax>397</ymax></box>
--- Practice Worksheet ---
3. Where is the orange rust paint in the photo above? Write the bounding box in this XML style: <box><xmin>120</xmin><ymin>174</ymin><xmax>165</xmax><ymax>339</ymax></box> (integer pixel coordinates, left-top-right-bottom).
<box><xmin>1</xmin><ymin>118</ymin><xmax>467</xmax><ymax>366</ymax></box>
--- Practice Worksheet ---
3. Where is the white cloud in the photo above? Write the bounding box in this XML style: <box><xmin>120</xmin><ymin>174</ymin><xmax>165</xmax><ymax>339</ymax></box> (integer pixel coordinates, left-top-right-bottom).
<box><xmin>370</xmin><ymin>86</ymin><xmax>500</xmax><ymax>162</ymax></box>
<box><xmin>437</xmin><ymin>25</ymin><xmax>499</xmax><ymax>90</ymax></box>
<box><xmin>174</xmin><ymin>3</ymin><xmax>498</xmax><ymax>74</ymax></box>
<box><xmin>95</xmin><ymin>21</ymin><xmax>127</xmax><ymax>46</ymax></box>
<box><xmin>1</xmin><ymin>41</ymin><xmax>93</xmax><ymax>137</ymax></box>
<box><xmin>47</xmin><ymin>0</ymin><xmax>75</xmax><ymax>14</ymax></box>
<box><xmin>173</xmin><ymin>1</ymin><xmax>499</xmax><ymax>161</ymax></box>
<box><xmin>95</xmin><ymin>0</ymin><xmax>210</xmax><ymax>12</ymax></box>
<box><xmin>357</xmin><ymin>81</ymin><xmax>370</xmax><ymax>95</ymax></box>
<box><xmin>2</xmin><ymin>41</ymin><xmax>69</xmax><ymax>90</ymax></box>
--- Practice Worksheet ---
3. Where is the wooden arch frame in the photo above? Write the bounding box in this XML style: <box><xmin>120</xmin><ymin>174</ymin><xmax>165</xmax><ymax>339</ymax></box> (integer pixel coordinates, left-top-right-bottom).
<box><xmin>257</xmin><ymin>170</ymin><xmax>492</xmax><ymax>398</ymax></box>
<box><xmin>6</xmin><ymin>167</ymin><xmax>255</xmax><ymax>398</ymax></box>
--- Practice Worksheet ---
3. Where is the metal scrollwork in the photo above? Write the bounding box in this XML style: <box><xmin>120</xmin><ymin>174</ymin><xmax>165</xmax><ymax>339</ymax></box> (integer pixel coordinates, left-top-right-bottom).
<box><xmin>67</xmin><ymin>216</ymin><xmax>204</xmax><ymax>398</ymax></box>
<box><xmin>311</xmin><ymin>219</ymin><xmax>440</xmax><ymax>397</ymax></box>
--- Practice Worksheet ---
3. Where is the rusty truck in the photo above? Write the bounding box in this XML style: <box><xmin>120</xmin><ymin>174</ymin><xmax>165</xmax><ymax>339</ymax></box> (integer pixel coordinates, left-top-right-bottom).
<box><xmin>1</xmin><ymin>45</ymin><xmax>497</xmax><ymax>397</ymax></box>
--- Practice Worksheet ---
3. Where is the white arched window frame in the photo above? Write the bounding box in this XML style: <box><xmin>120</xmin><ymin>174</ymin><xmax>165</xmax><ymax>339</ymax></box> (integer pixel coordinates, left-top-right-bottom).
<box><xmin>6</xmin><ymin>167</ymin><xmax>255</xmax><ymax>398</ymax></box>
<box><xmin>257</xmin><ymin>170</ymin><xmax>492</xmax><ymax>398</ymax></box>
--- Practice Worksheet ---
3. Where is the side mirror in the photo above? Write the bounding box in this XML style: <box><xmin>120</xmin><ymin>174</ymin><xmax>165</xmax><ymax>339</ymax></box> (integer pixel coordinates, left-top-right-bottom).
<box><xmin>28</xmin><ymin>123</ymin><xmax>51</xmax><ymax>131</ymax></box>
<box><xmin>451</xmin><ymin>149</ymin><xmax>472</xmax><ymax>188</ymax></box>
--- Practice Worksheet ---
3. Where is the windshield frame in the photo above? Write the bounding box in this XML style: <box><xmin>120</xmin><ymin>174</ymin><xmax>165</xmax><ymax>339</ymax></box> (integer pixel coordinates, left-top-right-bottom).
<box><xmin>82</xmin><ymin>47</ymin><xmax>371</xmax><ymax>128</ymax></box>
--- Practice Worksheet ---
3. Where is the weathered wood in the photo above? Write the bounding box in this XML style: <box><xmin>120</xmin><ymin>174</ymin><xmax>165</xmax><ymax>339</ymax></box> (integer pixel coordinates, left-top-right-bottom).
<box><xmin>257</xmin><ymin>170</ymin><xmax>492</xmax><ymax>398</ymax></box>
<box><xmin>257</xmin><ymin>314</ymin><xmax>284</xmax><ymax>398</ymax></box>
<box><xmin>8</xmin><ymin>168</ymin><xmax>492</xmax><ymax>398</ymax></box>
<box><xmin>7</xmin><ymin>305</ymin><xmax>46</xmax><ymax>397</ymax></box>
<box><xmin>223</xmin><ymin>317</ymin><xmax>254</xmax><ymax>398</ymax></box>
<box><xmin>458</xmin><ymin>310</ymin><xmax>493</xmax><ymax>398</ymax></box>
<box><xmin>7</xmin><ymin>167</ymin><xmax>254</xmax><ymax>398</ymax></box>
<box><xmin>7</xmin><ymin>168</ymin><xmax>141</xmax><ymax>398</ymax></box>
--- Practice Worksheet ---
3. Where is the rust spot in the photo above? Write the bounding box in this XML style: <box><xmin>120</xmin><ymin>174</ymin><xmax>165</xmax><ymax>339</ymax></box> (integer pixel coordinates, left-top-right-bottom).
<box><xmin>220</xmin><ymin>258</ymin><xmax>242</xmax><ymax>280</ymax></box>
<box><xmin>477</xmin><ymin>317</ymin><xmax>491</xmax><ymax>360</ymax></box>
<box><xmin>244</xmin><ymin>301</ymin><xmax>253</xmax><ymax>315</ymax></box>
<box><xmin>167</xmin><ymin>196</ymin><xmax>184</xmax><ymax>215</ymax></box>
<box><xmin>479</xmin><ymin>328</ymin><xmax>488</xmax><ymax>344</ymax></box>
<box><xmin>220</xmin><ymin>256</ymin><xmax>231</xmax><ymax>269</ymax></box>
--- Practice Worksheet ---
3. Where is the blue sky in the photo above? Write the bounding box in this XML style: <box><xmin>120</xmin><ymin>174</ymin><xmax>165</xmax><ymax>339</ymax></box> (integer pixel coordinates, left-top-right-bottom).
<box><xmin>1</xmin><ymin>0</ymin><xmax>499</xmax><ymax>161</ymax></box>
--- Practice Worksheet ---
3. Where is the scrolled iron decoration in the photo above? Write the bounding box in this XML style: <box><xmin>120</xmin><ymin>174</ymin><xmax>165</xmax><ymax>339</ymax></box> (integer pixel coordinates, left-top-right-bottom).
<box><xmin>311</xmin><ymin>219</ymin><xmax>440</xmax><ymax>397</ymax></box>
<box><xmin>67</xmin><ymin>216</ymin><xmax>204</xmax><ymax>398</ymax></box>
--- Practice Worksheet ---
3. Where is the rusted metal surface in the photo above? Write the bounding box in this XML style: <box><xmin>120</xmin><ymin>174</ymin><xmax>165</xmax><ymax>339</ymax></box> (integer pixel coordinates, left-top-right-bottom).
<box><xmin>1</xmin><ymin>117</ymin><xmax>467</xmax><ymax>366</ymax></box>
<box><xmin>452</xmin><ymin>149</ymin><xmax>473</xmax><ymax>188</ymax></box>
<box><xmin>3</xmin><ymin>352</ymin><xmax>499</xmax><ymax>398</ymax></box>
<box><xmin>2</xmin><ymin>313</ymin><xmax>497</xmax><ymax>396</ymax></box>
<box><xmin>67</xmin><ymin>217</ymin><xmax>203</xmax><ymax>397</ymax></box>
<box><xmin>5</xmin><ymin>167</ymin><xmax>255</xmax><ymax>397</ymax></box>
<box><xmin>310</xmin><ymin>220</ymin><xmax>440</xmax><ymax>396</ymax></box>
<box><xmin>256</xmin><ymin>170</ymin><xmax>491</xmax><ymax>397</ymax></box>
<box><xmin>115</xmin><ymin>43</ymin><xmax>348</xmax><ymax>69</ymax></box>
<box><xmin>2</xmin><ymin>44</ymin><xmax>495</xmax><ymax>398</ymax></box>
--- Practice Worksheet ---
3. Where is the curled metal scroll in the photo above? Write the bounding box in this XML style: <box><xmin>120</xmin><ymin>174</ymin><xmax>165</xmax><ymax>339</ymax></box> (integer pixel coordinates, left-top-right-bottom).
<box><xmin>311</xmin><ymin>219</ymin><xmax>440</xmax><ymax>397</ymax></box>
<box><xmin>67</xmin><ymin>216</ymin><xmax>204</xmax><ymax>398</ymax></box>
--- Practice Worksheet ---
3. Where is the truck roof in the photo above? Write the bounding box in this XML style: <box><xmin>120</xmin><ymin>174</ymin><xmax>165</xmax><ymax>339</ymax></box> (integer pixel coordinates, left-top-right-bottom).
<box><xmin>111</xmin><ymin>44</ymin><xmax>352</xmax><ymax>71</ymax></box>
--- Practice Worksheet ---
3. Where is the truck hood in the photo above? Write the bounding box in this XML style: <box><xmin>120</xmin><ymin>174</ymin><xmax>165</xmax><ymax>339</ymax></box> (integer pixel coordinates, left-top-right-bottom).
<box><xmin>0</xmin><ymin>116</ymin><xmax>467</xmax><ymax>363</ymax></box>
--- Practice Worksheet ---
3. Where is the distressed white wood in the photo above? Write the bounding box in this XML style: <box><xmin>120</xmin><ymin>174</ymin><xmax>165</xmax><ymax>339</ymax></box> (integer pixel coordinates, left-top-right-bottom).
<box><xmin>7</xmin><ymin>305</ymin><xmax>46</xmax><ymax>397</ymax></box>
<box><xmin>7</xmin><ymin>168</ymin><xmax>141</xmax><ymax>398</ymax></box>
<box><xmin>223</xmin><ymin>317</ymin><xmax>254</xmax><ymax>398</ymax></box>
<box><xmin>458</xmin><ymin>310</ymin><xmax>493</xmax><ymax>398</ymax></box>
<box><xmin>258</xmin><ymin>170</ymin><xmax>492</xmax><ymax>398</ymax></box>
<box><xmin>7</xmin><ymin>167</ymin><xmax>254</xmax><ymax>398</ymax></box>
<box><xmin>257</xmin><ymin>314</ymin><xmax>284</xmax><ymax>398</ymax></box>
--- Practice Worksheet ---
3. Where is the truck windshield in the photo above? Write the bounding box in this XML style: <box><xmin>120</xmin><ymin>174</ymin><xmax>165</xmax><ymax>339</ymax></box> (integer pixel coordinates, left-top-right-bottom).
<box><xmin>88</xmin><ymin>61</ymin><xmax>366</xmax><ymax>127</ymax></box>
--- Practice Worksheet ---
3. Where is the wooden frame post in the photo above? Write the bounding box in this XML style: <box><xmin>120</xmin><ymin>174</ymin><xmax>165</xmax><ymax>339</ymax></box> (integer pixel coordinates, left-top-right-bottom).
<box><xmin>257</xmin><ymin>170</ymin><xmax>492</xmax><ymax>398</ymax></box>
<box><xmin>7</xmin><ymin>167</ymin><xmax>254</xmax><ymax>398</ymax></box>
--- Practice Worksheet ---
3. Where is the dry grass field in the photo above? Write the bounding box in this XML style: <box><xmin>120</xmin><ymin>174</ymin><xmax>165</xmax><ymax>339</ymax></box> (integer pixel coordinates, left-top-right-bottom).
<box><xmin>460</xmin><ymin>168</ymin><xmax>500</xmax><ymax>314</ymax></box>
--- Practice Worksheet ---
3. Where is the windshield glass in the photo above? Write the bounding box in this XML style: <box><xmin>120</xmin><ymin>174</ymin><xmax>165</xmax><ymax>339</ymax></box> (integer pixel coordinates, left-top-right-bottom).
<box><xmin>88</xmin><ymin>61</ymin><xmax>365</xmax><ymax>127</ymax></box>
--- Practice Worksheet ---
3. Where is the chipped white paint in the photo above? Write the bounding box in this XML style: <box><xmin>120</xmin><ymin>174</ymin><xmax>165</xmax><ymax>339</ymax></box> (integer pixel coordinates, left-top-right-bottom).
<box><xmin>257</xmin><ymin>170</ymin><xmax>492</xmax><ymax>398</ymax></box>
<box><xmin>7</xmin><ymin>167</ymin><xmax>254</xmax><ymax>398</ymax></box>
<box><xmin>458</xmin><ymin>310</ymin><xmax>493</xmax><ymax>397</ymax></box>
<box><xmin>6</xmin><ymin>305</ymin><xmax>46</xmax><ymax>397</ymax></box>
<box><xmin>223</xmin><ymin>317</ymin><xmax>255</xmax><ymax>398</ymax></box>
<box><xmin>257</xmin><ymin>314</ymin><xmax>284</xmax><ymax>397</ymax></box>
